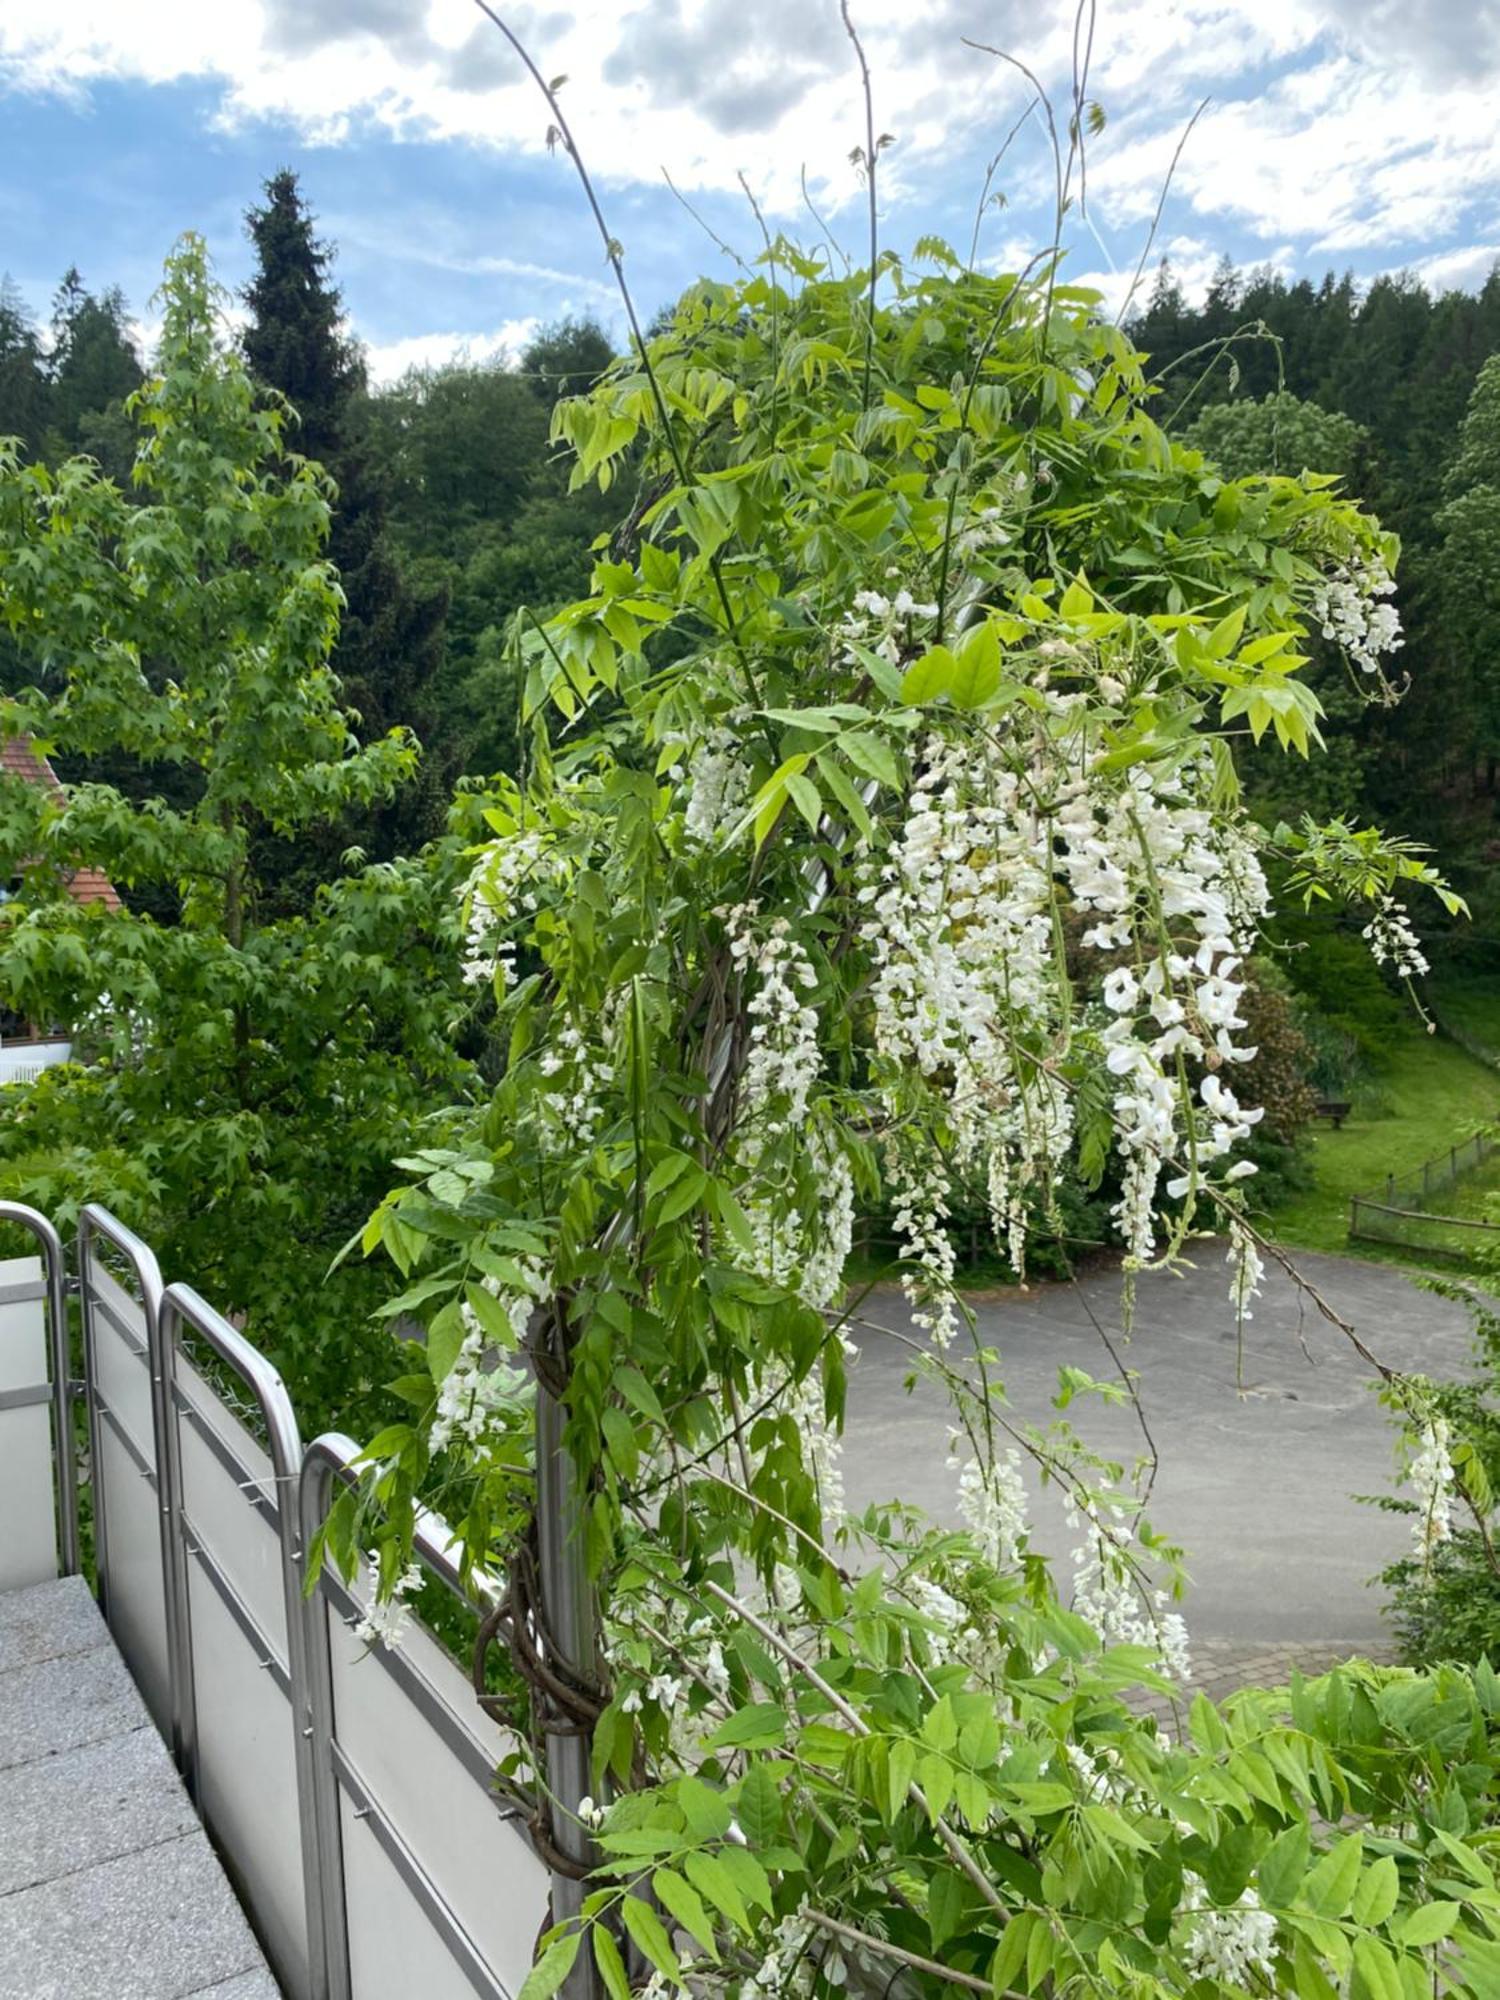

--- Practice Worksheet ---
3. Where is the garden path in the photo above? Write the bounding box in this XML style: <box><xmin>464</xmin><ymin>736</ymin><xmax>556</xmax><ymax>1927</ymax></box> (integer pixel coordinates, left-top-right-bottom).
<box><xmin>841</xmin><ymin>1244</ymin><xmax>1477</xmax><ymax>1648</ymax></box>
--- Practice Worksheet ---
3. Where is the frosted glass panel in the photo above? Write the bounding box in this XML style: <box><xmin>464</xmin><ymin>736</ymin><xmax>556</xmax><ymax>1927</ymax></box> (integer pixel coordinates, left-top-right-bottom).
<box><xmin>189</xmin><ymin>1558</ymin><xmax>310</xmax><ymax>1994</ymax></box>
<box><xmin>0</xmin><ymin>1256</ymin><xmax>57</xmax><ymax>1589</ymax></box>
<box><xmin>0</xmin><ymin>1403</ymin><xmax>57</xmax><ymax>1589</ymax></box>
<box><xmin>340</xmin><ymin>1795</ymin><xmax>482</xmax><ymax>2000</ymax></box>
<box><xmin>0</xmin><ymin>1255</ymin><xmax>44</xmax><ymax>1390</ymax></box>
<box><xmin>177</xmin><ymin>1399</ymin><xmax>286</xmax><ymax>1659</ymax></box>
<box><xmin>89</xmin><ymin>1282</ymin><xmax>156</xmax><ymax>1469</ymax></box>
<box><xmin>96</xmin><ymin>1417</ymin><xmax>171</xmax><ymax>1734</ymax></box>
<box><xmin>329</xmin><ymin>1592</ymin><xmax>547</xmax><ymax>1996</ymax></box>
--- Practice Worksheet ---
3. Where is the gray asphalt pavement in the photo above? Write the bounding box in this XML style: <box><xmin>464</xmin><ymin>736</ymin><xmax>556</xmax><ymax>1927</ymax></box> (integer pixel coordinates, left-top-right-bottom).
<box><xmin>839</xmin><ymin>1246</ymin><xmax>1479</xmax><ymax>1643</ymax></box>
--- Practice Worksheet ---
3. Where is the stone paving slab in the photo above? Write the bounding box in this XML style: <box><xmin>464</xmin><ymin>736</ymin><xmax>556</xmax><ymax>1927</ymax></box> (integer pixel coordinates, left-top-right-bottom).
<box><xmin>0</xmin><ymin>1639</ymin><xmax>144</xmax><ymax>1771</ymax></box>
<box><xmin>1131</xmin><ymin>1637</ymin><xmax>1402</xmax><ymax>1730</ymax></box>
<box><xmin>0</xmin><ymin>1725</ymin><xmax>198</xmax><ymax>1896</ymax></box>
<box><xmin>0</xmin><ymin>1830</ymin><xmax>269</xmax><ymax>2000</ymax></box>
<box><xmin>187</xmin><ymin>1972</ymin><xmax>284</xmax><ymax>1999</ymax></box>
<box><xmin>0</xmin><ymin>1572</ymin><xmax>111</xmax><ymax>1674</ymax></box>
<box><xmin>0</xmin><ymin>1577</ymin><xmax>278</xmax><ymax>1999</ymax></box>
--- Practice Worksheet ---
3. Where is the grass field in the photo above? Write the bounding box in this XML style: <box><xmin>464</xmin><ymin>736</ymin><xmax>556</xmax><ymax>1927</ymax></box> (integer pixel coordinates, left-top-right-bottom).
<box><xmin>1266</xmin><ymin>1023</ymin><xmax>1500</xmax><ymax>1256</ymax></box>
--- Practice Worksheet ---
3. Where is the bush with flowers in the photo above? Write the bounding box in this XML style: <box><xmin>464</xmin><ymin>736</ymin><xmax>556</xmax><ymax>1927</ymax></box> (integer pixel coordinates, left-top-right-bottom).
<box><xmin>325</xmin><ymin>123</ymin><xmax>1497</xmax><ymax>2000</ymax></box>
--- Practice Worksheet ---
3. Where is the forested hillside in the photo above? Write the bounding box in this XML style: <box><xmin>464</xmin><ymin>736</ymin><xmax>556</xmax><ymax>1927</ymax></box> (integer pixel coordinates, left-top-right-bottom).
<box><xmin>1134</xmin><ymin>257</ymin><xmax>1500</xmax><ymax>942</ymax></box>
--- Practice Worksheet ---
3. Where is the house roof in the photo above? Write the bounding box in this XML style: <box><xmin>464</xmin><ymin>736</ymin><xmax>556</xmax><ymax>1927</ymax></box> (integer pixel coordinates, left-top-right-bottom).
<box><xmin>1</xmin><ymin>736</ymin><xmax>122</xmax><ymax>911</ymax></box>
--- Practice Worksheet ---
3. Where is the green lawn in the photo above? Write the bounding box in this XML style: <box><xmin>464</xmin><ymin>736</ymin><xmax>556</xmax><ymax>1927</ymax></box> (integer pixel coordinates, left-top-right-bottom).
<box><xmin>1432</xmin><ymin>976</ymin><xmax>1500</xmax><ymax>1058</ymax></box>
<box><xmin>1267</xmin><ymin>1027</ymin><xmax>1500</xmax><ymax>1256</ymax></box>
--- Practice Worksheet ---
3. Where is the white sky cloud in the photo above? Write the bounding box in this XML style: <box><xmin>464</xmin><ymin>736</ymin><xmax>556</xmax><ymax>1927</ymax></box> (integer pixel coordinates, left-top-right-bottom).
<box><xmin>3</xmin><ymin>0</ymin><xmax>1499</xmax><ymax>287</ymax></box>
<box><xmin>361</xmin><ymin>316</ymin><xmax>542</xmax><ymax>383</ymax></box>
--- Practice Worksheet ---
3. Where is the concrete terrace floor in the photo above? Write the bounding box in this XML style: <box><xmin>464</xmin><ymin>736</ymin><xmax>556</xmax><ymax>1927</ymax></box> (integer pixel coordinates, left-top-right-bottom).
<box><xmin>840</xmin><ymin>1243</ymin><xmax>1477</xmax><ymax>1647</ymax></box>
<box><xmin>0</xmin><ymin>1576</ymin><xmax>278</xmax><ymax>2000</ymax></box>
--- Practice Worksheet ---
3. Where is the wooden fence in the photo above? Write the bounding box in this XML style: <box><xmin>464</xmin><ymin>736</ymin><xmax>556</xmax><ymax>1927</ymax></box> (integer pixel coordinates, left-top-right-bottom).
<box><xmin>1348</xmin><ymin>1130</ymin><xmax>1500</xmax><ymax>1259</ymax></box>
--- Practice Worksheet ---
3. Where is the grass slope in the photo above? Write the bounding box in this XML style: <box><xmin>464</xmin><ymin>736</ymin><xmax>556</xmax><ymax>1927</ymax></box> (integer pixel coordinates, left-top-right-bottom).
<box><xmin>1268</xmin><ymin>1026</ymin><xmax>1500</xmax><ymax>1256</ymax></box>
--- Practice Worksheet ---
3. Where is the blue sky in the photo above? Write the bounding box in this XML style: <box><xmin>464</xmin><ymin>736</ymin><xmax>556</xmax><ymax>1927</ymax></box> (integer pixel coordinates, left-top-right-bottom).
<box><xmin>3</xmin><ymin>0</ymin><xmax>1499</xmax><ymax>382</ymax></box>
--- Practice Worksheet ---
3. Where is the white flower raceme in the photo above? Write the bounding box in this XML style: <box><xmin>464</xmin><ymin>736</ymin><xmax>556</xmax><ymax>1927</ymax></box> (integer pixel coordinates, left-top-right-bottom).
<box><xmin>536</xmin><ymin>1022</ymin><xmax>613</xmax><ymax>1147</ymax></box>
<box><xmin>355</xmin><ymin>1560</ymin><xmax>423</xmax><ymax>1650</ymax></box>
<box><xmin>1226</xmin><ymin>1221</ymin><xmax>1266</xmax><ymax>1322</ymax></box>
<box><xmin>1069</xmin><ymin>1502</ymin><xmax>1191</xmax><ymax>1683</ymax></box>
<box><xmin>1362</xmin><ymin>894</ymin><xmax>1429</xmax><ymax>979</ymax></box>
<box><xmin>1410</xmin><ymin>1416</ymin><xmax>1455</xmax><ymax>1556</ymax></box>
<box><xmin>429</xmin><ymin>1259</ymin><xmax>544</xmax><ymax>1454</ymax></box>
<box><xmin>955</xmin><ymin>1440</ymin><xmax>1029</xmax><ymax>1568</ymax></box>
<box><xmin>459</xmin><ymin>825</ymin><xmax>555</xmax><ymax>989</ymax></box>
<box><xmin>1177</xmin><ymin>1874</ymin><xmax>1278</xmax><ymax>1988</ymax></box>
<box><xmin>724</xmin><ymin>904</ymin><xmax>843</xmax><ymax>1300</ymax></box>
<box><xmin>860</xmin><ymin>708</ymin><xmax>1271</xmax><ymax>1312</ymax></box>
<box><xmin>683</xmin><ymin>723</ymin><xmax>749</xmax><ymax>846</ymax></box>
<box><xmin>1309</xmin><ymin>553</ymin><xmax>1402</xmax><ymax>676</ymax></box>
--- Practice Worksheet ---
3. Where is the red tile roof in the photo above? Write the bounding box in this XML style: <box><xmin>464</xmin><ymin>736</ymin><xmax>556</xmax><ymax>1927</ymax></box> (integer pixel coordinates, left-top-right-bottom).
<box><xmin>1</xmin><ymin>736</ymin><xmax>122</xmax><ymax>910</ymax></box>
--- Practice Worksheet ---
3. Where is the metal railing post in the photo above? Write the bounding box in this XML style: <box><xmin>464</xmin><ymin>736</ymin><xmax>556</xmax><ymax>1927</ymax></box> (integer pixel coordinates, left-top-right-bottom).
<box><xmin>298</xmin><ymin>1438</ymin><xmax>356</xmax><ymax>2000</ymax></box>
<box><xmin>534</xmin><ymin>1377</ymin><xmax>600</xmax><ymax>1981</ymax></box>
<box><xmin>0</xmin><ymin>1200</ymin><xmax>79</xmax><ymax>1576</ymax></box>
<box><xmin>76</xmin><ymin>1205</ymin><xmax>173</xmax><ymax>1704</ymax></box>
<box><xmin>160</xmin><ymin>1282</ymin><xmax>330</xmax><ymax>2000</ymax></box>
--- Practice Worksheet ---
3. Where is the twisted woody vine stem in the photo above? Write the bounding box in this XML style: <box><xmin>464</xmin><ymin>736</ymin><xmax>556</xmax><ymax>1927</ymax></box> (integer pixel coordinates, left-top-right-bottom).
<box><xmin>320</xmin><ymin>9</ymin><xmax>1499</xmax><ymax>2000</ymax></box>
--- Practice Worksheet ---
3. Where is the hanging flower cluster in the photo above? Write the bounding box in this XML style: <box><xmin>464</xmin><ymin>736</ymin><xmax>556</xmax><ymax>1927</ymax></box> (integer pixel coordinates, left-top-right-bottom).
<box><xmin>861</xmin><ymin>705</ymin><xmax>1271</xmax><ymax>1315</ymax></box>
<box><xmin>955</xmin><ymin>1438</ymin><xmax>1030</xmax><ymax>1569</ymax></box>
<box><xmin>459</xmin><ymin>826</ymin><xmax>555</xmax><ymax>990</ymax></box>
<box><xmin>354</xmin><ymin>1559</ymin><xmax>424</xmax><ymax>1651</ymax></box>
<box><xmin>1409</xmin><ymin>1416</ymin><xmax>1455</xmax><ymax>1557</ymax></box>
<box><xmin>1362</xmin><ymin>893</ymin><xmax>1430</xmax><ymax>979</ymax></box>
<box><xmin>1308</xmin><ymin>553</ymin><xmax>1402</xmax><ymax>676</ymax></box>
<box><xmin>1176</xmin><ymin>1875</ymin><xmax>1279</xmax><ymax>1987</ymax></box>
<box><xmin>682</xmin><ymin>724</ymin><xmax>750</xmax><ymax>847</ymax></box>
<box><xmin>536</xmin><ymin>1022</ymin><xmax>614</xmax><ymax>1148</ymax></box>
<box><xmin>1069</xmin><ymin>1499</ymin><xmax>1192</xmax><ymax>1682</ymax></box>
<box><xmin>724</xmin><ymin>903</ymin><xmax>854</xmax><ymax>1307</ymax></box>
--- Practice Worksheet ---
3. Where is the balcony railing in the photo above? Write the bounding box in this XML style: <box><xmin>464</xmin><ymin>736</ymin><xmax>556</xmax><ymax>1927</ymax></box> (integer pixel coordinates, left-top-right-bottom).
<box><xmin>0</xmin><ymin>1037</ymin><xmax>74</xmax><ymax>1085</ymax></box>
<box><xmin>0</xmin><ymin>1198</ymin><xmax>550</xmax><ymax>2000</ymax></box>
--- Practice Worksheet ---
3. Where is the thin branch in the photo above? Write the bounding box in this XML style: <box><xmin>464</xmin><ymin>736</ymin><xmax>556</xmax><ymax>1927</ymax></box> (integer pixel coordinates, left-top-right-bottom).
<box><xmin>468</xmin><ymin>0</ymin><xmax>752</xmax><ymax>679</ymax></box>
<box><xmin>801</xmin><ymin>164</ymin><xmax>852</xmax><ymax>275</ymax></box>
<box><xmin>967</xmin><ymin>100</ymin><xmax>1039</xmax><ymax>273</ymax></box>
<box><xmin>702</xmin><ymin>1578</ymin><xmax>1013</xmax><ymax>1922</ymax></box>
<box><xmin>840</xmin><ymin>0</ymin><xmax>879</xmax><ymax>414</ymax></box>
<box><xmin>803</xmin><ymin>1911</ymin><xmax>1015</xmax><ymax>1999</ymax></box>
<box><xmin>661</xmin><ymin>168</ymin><xmax>748</xmax><ymax>271</ymax></box>
<box><xmin>1113</xmin><ymin>97</ymin><xmax>1210</xmax><ymax>329</ymax></box>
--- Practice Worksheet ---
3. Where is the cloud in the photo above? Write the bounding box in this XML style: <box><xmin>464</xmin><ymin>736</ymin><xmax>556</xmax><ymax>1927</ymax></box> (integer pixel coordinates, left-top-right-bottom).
<box><xmin>2</xmin><ymin>0</ymin><xmax>1499</xmax><ymax>293</ymax></box>
<box><xmin>1404</xmin><ymin>242</ymin><xmax>1500</xmax><ymax>296</ymax></box>
<box><xmin>361</xmin><ymin>314</ymin><xmax>541</xmax><ymax>383</ymax></box>
<box><xmin>1310</xmin><ymin>0</ymin><xmax>1500</xmax><ymax>84</ymax></box>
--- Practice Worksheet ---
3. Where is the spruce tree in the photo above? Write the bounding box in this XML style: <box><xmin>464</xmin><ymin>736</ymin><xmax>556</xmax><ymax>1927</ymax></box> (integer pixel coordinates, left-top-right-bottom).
<box><xmin>241</xmin><ymin>171</ymin><xmax>449</xmax><ymax>891</ymax></box>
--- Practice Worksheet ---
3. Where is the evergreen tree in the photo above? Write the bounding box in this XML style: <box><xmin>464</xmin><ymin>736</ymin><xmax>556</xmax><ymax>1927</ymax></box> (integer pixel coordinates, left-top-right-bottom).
<box><xmin>241</xmin><ymin>171</ymin><xmax>449</xmax><ymax>887</ymax></box>
<box><xmin>0</xmin><ymin>277</ymin><xmax>50</xmax><ymax>460</ymax></box>
<box><xmin>45</xmin><ymin>268</ymin><xmax>142</xmax><ymax>476</ymax></box>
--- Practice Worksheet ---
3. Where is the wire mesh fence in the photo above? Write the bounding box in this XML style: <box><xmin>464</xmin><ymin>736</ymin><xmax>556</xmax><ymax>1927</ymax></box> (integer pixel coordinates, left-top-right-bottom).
<box><xmin>1349</xmin><ymin>1130</ymin><xmax>1500</xmax><ymax>1260</ymax></box>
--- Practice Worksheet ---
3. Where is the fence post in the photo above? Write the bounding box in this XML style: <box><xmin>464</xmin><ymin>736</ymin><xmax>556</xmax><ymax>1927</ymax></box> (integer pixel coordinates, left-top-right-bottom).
<box><xmin>534</xmin><ymin>1362</ymin><xmax>603</xmax><ymax>2000</ymax></box>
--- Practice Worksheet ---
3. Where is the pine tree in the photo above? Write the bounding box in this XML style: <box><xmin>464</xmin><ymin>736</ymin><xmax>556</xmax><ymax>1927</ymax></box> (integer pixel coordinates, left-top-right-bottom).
<box><xmin>241</xmin><ymin>171</ymin><xmax>449</xmax><ymax>891</ymax></box>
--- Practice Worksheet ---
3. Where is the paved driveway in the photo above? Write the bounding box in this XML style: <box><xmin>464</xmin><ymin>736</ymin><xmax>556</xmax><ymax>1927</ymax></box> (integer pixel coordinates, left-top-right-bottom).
<box><xmin>840</xmin><ymin>1246</ymin><xmax>1479</xmax><ymax>1644</ymax></box>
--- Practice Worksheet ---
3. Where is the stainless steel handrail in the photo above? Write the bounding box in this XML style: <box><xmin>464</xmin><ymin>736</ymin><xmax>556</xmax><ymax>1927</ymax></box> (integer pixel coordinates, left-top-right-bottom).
<box><xmin>161</xmin><ymin>1281</ymin><xmax>328</xmax><ymax>2000</ymax></box>
<box><xmin>76</xmin><ymin>1203</ymin><xmax>170</xmax><ymax>1674</ymax></box>
<box><xmin>0</xmin><ymin>1199</ymin><xmax>79</xmax><ymax>1576</ymax></box>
